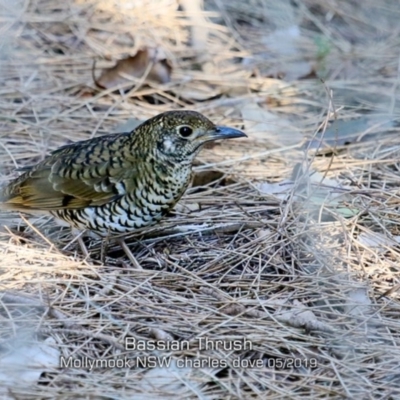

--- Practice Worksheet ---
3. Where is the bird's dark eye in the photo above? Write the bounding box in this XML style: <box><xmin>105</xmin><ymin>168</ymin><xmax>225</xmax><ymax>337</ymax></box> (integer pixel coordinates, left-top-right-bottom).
<box><xmin>178</xmin><ymin>126</ymin><xmax>193</xmax><ymax>137</ymax></box>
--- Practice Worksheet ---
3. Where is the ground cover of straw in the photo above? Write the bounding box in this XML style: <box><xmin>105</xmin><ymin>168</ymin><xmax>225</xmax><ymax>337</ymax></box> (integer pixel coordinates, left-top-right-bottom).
<box><xmin>1</xmin><ymin>0</ymin><xmax>400</xmax><ymax>398</ymax></box>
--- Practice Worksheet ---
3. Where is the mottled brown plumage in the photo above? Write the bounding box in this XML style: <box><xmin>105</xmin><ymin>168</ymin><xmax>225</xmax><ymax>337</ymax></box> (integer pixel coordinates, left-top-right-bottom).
<box><xmin>0</xmin><ymin>110</ymin><xmax>246</xmax><ymax>236</ymax></box>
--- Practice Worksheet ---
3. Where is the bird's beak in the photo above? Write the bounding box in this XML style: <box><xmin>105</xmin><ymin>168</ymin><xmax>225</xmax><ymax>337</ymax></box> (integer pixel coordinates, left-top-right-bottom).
<box><xmin>201</xmin><ymin>126</ymin><xmax>247</xmax><ymax>142</ymax></box>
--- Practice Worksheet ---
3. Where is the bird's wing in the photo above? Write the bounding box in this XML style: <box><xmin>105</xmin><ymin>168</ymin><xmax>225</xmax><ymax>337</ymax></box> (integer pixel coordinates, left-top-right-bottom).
<box><xmin>1</xmin><ymin>133</ymin><xmax>140</xmax><ymax>210</ymax></box>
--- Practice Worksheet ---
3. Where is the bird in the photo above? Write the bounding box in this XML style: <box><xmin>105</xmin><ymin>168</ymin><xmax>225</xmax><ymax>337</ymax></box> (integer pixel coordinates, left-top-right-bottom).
<box><xmin>0</xmin><ymin>110</ymin><xmax>246</xmax><ymax>262</ymax></box>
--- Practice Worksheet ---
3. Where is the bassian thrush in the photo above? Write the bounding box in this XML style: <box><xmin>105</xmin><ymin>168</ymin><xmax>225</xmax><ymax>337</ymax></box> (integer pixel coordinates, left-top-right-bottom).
<box><xmin>0</xmin><ymin>110</ymin><xmax>246</xmax><ymax>259</ymax></box>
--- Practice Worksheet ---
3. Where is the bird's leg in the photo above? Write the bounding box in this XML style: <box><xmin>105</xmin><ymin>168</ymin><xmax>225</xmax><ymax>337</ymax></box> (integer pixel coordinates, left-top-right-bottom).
<box><xmin>117</xmin><ymin>238</ymin><xmax>142</xmax><ymax>269</ymax></box>
<box><xmin>62</xmin><ymin>228</ymin><xmax>90</xmax><ymax>259</ymax></box>
<box><xmin>100</xmin><ymin>232</ymin><xmax>112</xmax><ymax>264</ymax></box>
<box><xmin>77</xmin><ymin>235</ymin><xmax>90</xmax><ymax>259</ymax></box>
<box><xmin>100</xmin><ymin>238</ymin><xmax>106</xmax><ymax>264</ymax></box>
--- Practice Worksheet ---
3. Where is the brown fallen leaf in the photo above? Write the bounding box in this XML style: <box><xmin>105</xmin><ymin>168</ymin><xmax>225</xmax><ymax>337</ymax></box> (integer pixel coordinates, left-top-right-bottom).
<box><xmin>191</xmin><ymin>170</ymin><xmax>224</xmax><ymax>188</ymax></box>
<box><xmin>177</xmin><ymin>80</ymin><xmax>221</xmax><ymax>101</ymax></box>
<box><xmin>241</xmin><ymin>102</ymin><xmax>302</xmax><ymax>147</ymax></box>
<box><xmin>94</xmin><ymin>47</ymin><xmax>172</xmax><ymax>90</ymax></box>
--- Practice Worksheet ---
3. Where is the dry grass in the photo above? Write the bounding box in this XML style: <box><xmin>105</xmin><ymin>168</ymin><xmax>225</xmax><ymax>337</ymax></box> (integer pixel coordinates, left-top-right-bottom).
<box><xmin>1</xmin><ymin>0</ymin><xmax>400</xmax><ymax>398</ymax></box>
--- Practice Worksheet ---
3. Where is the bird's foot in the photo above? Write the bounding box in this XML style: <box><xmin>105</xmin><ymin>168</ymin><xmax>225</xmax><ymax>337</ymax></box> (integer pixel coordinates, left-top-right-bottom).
<box><xmin>62</xmin><ymin>228</ymin><xmax>91</xmax><ymax>259</ymax></box>
<box><xmin>117</xmin><ymin>239</ymin><xmax>142</xmax><ymax>269</ymax></box>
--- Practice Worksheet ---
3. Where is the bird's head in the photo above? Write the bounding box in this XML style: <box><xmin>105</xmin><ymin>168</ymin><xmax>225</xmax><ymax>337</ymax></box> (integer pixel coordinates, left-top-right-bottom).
<box><xmin>136</xmin><ymin>110</ymin><xmax>246</xmax><ymax>163</ymax></box>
